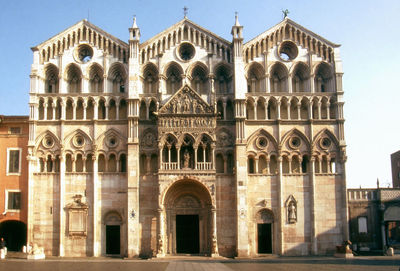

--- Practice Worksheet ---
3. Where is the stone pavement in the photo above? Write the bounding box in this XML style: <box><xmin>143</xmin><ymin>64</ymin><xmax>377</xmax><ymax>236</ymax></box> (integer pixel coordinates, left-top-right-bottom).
<box><xmin>1</xmin><ymin>255</ymin><xmax>399</xmax><ymax>271</ymax></box>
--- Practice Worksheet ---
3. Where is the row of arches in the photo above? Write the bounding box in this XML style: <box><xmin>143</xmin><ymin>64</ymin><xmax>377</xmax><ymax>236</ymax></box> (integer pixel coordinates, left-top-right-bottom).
<box><xmin>247</xmin><ymin>154</ymin><xmax>336</xmax><ymax>175</ymax></box>
<box><xmin>142</xmin><ymin>61</ymin><xmax>233</xmax><ymax>95</ymax></box>
<box><xmin>141</xmin><ymin>25</ymin><xmax>231</xmax><ymax>64</ymax></box>
<box><xmin>40</xmin><ymin>25</ymin><xmax>128</xmax><ymax>64</ymax></box>
<box><xmin>160</xmin><ymin>133</ymin><xmax>215</xmax><ymax>171</ymax></box>
<box><xmin>244</xmin><ymin>23</ymin><xmax>334</xmax><ymax>63</ymax></box>
<box><xmin>246</xmin><ymin>61</ymin><xmax>334</xmax><ymax>93</ymax></box>
<box><xmin>38</xmin><ymin>97</ymin><xmax>127</xmax><ymax>121</ymax></box>
<box><xmin>44</xmin><ymin>62</ymin><xmax>126</xmax><ymax>94</ymax></box>
<box><xmin>245</xmin><ymin>95</ymin><xmax>336</xmax><ymax>120</ymax></box>
<box><xmin>38</xmin><ymin>153</ymin><xmax>127</xmax><ymax>173</ymax></box>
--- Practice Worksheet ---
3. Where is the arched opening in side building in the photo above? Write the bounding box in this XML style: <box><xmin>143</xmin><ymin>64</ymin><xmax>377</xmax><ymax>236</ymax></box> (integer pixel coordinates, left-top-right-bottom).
<box><xmin>0</xmin><ymin>220</ymin><xmax>27</xmax><ymax>251</ymax></box>
<box><xmin>163</xmin><ymin>179</ymin><xmax>213</xmax><ymax>255</ymax></box>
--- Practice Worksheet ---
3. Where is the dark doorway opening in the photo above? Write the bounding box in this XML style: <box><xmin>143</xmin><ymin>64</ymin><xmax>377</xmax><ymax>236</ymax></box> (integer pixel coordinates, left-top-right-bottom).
<box><xmin>0</xmin><ymin>220</ymin><xmax>27</xmax><ymax>251</ymax></box>
<box><xmin>106</xmin><ymin>225</ymin><xmax>120</xmax><ymax>255</ymax></box>
<box><xmin>176</xmin><ymin>215</ymin><xmax>199</xmax><ymax>254</ymax></box>
<box><xmin>258</xmin><ymin>223</ymin><xmax>272</xmax><ymax>253</ymax></box>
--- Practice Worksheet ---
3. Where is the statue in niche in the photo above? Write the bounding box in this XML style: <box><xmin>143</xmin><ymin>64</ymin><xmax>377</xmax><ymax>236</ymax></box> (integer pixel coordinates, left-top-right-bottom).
<box><xmin>176</xmin><ymin>99</ymin><xmax>182</xmax><ymax>113</ymax></box>
<box><xmin>192</xmin><ymin>99</ymin><xmax>198</xmax><ymax>113</ymax></box>
<box><xmin>171</xmin><ymin>99</ymin><xmax>176</xmax><ymax>113</ymax></box>
<box><xmin>183</xmin><ymin>149</ymin><xmax>190</xmax><ymax>169</ymax></box>
<box><xmin>288</xmin><ymin>201</ymin><xmax>297</xmax><ymax>223</ymax></box>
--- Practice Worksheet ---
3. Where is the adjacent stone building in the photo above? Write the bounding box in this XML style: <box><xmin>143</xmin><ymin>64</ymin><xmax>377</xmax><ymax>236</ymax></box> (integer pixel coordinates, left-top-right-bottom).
<box><xmin>348</xmin><ymin>188</ymin><xmax>400</xmax><ymax>253</ymax></box>
<box><xmin>27</xmin><ymin>14</ymin><xmax>348</xmax><ymax>257</ymax></box>
<box><xmin>0</xmin><ymin>115</ymin><xmax>29</xmax><ymax>251</ymax></box>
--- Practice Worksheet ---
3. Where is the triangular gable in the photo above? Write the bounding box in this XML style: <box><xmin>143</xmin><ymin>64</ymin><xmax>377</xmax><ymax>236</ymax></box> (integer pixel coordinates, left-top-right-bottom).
<box><xmin>244</xmin><ymin>17</ymin><xmax>339</xmax><ymax>51</ymax></box>
<box><xmin>33</xmin><ymin>19</ymin><xmax>128</xmax><ymax>50</ymax></box>
<box><xmin>159</xmin><ymin>84</ymin><xmax>213</xmax><ymax>115</ymax></box>
<box><xmin>140</xmin><ymin>18</ymin><xmax>231</xmax><ymax>51</ymax></box>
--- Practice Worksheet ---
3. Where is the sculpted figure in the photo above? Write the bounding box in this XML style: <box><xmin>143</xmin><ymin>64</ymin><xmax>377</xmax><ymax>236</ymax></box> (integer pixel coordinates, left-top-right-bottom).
<box><xmin>288</xmin><ymin>202</ymin><xmax>297</xmax><ymax>223</ymax></box>
<box><xmin>183</xmin><ymin>149</ymin><xmax>190</xmax><ymax>169</ymax></box>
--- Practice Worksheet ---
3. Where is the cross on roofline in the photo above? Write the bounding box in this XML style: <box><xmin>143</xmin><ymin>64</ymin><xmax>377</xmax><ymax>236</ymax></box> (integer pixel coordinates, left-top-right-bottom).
<box><xmin>183</xmin><ymin>6</ymin><xmax>188</xmax><ymax>18</ymax></box>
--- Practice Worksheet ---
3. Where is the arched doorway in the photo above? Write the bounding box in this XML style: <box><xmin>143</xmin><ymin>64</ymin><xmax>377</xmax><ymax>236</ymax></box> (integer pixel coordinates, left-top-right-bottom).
<box><xmin>255</xmin><ymin>209</ymin><xmax>274</xmax><ymax>254</ymax></box>
<box><xmin>162</xmin><ymin>179</ymin><xmax>213</xmax><ymax>255</ymax></box>
<box><xmin>103</xmin><ymin>211</ymin><xmax>122</xmax><ymax>256</ymax></box>
<box><xmin>0</xmin><ymin>220</ymin><xmax>27</xmax><ymax>251</ymax></box>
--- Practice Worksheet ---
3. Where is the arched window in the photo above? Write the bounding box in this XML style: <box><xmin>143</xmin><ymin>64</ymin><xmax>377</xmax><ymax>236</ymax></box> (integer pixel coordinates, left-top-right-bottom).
<box><xmin>267</xmin><ymin>99</ymin><xmax>277</xmax><ymax>119</ymax></box>
<box><xmin>119</xmin><ymin>99</ymin><xmax>127</xmax><ymax>119</ymax></box>
<box><xmin>98</xmin><ymin>100</ymin><xmax>106</xmax><ymax>120</ymax></box>
<box><xmin>108</xmin><ymin>154</ymin><xmax>117</xmax><ymax>172</ymax></box>
<box><xmin>246</xmin><ymin>99</ymin><xmax>255</xmax><ymax>120</ymax></box>
<box><xmin>119</xmin><ymin>154</ymin><xmax>127</xmax><ymax>172</ymax></box>
<box><xmin>217</xmin><ymin>100</ymin><xmax>224</xmax><ymax>120</ymax></box>
<box><xmin>45</xmin><ymin>64</ymin><xmax>59</xmax><ymax>93</ymax></box>
<box><xmin>269</xmin><ymin>155</ymin><xmax>277</xmax><ymax>174</ymax></box>
<box><xmin>38</xmin><ymin>99</ymin><xmax>45</xmax><ymax>120</ymax></box>
<box><xmin>190</xmin><ymin>65</ymin><xmax>208</xmax><ymax>95</ymax></box>
<box><xmin>270</xmin><ymin>63</ymin><xmax>288</xmax><ymax>92</ymax></box>
<box><xmin>248</xmin><ymin>156</ymin><xmax>255</xmax><ymax>174</ymax></box>
<box><xmin>143</xmin><ymin>64</ymin><xmax>158</xmax><ymax>94</ymax></box>
<box><xmin>258</xmin><ymin>155</ymin><xmax>268</xmax><ymax>174</ymax></box>
<box><xmin>86</xmin><ymin>154</ymin><xmax>93</xmax><ymax>172</ymax></box>
<box><xmin>66</xmin><ymin>64</ymin><xmax>82</xmax><ymax>93</ymax></box>
<box><xmin>314</xmin><ymin>63</ymin><xmax>333</xmax><ymax>92</ymax></box>
<box><xmin>108</xmin><ymin>99</ymin><xmax>117</xmax><ymax>120</ymax></box>
<box><xmin>257</xmin><ymin>98</ymin><xmax>266</xmax><ymax>120</ymax></box>
<box><xmin>75</xmin><ymin>154</ymin><xmax>83</xmax><ymax>172</ymax></box>
<box><xmin>247</xmin><ymin>64</ymin><xmax>264</xmax><ymax>93</ymax></box>
<box><xmin>65</xmin><ymin>99</ymin><xmax>73</xmax><ymax>120</ymax></box>
<box><xmin>292</xmin><ymin>63</ymin><xmax>309</xmax><ymax>92</ymax></box>
<box><xmin>89</xmin><ymin>64</ymin><xmax>104</xmax><ymax>93</ymax></box>
<box><xmin>76</xmin><ymin>99</ymin><xmax>84</xmax><ymax>120</ymax></box>
<box><xmin>166</xmin><ymin>64</ymin><xmax>182</xmax><ymax>94</ymax></box>
<box><xmin>215</xmin><ymin>64</ymin><xmax>232</xmax><ymax>94</ymax></box>
<box><xmin>109</xmin><ymin>63</ymin><xmax>126</xmax><ymax>93</ymax></box>
<box><xmin>98</xmin><ymin>154</ymin><xmax>106</xmax><ymax>172</ymax></box>
<box><xmin>86</xmin><ymin>99</ymin><xmax>94</xmax><ymax>120</ymax></box>
<box><xmin>280</xmin><ymin>99</ymin><xmax>289</xmax><ymax>120</ymax></box>
<box><xmin>139</xmin><ymin>100</ymin><xmax>147</xmax><ymax>120</ymax></box>
<box><xmin>66</xmin><ymin>154</ymin><xmax>72</xmax><ymax>172</ymax></box>
<box><xmin>282</xmin><ymin>156</ymin><xmax>290</xmax><ymax>173</ymax></box>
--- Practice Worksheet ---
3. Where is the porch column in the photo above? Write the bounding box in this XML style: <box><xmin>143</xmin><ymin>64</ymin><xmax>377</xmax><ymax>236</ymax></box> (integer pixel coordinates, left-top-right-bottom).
<box><xmin>211</xmin><ymin>206</ymin><xmax>219</xmax><ymax>257</ymax></box>
<box><xmin>157</xmin><ymin>208</ymin><xmax>165</xmax><ymax>257</ymax></box>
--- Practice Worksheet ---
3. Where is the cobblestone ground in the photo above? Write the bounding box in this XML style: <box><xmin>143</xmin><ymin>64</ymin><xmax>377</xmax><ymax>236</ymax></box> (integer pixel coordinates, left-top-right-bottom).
<box><xmin>0</xmin><ymin>257</ymin><xmax>399</xmax><ymax>271</ymax></box>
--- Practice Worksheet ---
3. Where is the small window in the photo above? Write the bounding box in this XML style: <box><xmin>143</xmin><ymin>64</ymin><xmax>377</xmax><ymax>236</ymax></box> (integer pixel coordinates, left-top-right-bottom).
<box><xmin>7</xmin><ymin>148</ymin><xmax>21</xmax><ymax>175</ymax></box>
<box><xmin>358</xmin><ymin>216</ymin><xmax>368</xmax><ymax>233</ymax></box>
<box><xmin>9</xmin><ymin>127</ymin><xmax>21</xmax><ymax>134</ymax></box>
<box><xmin>6</xmin><ymin>191</ymin><xmax>21</xmax><ymax>211</ymax></box>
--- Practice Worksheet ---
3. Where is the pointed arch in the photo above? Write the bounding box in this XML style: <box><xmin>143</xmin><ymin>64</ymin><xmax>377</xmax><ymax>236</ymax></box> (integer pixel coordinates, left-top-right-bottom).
<box><xmin>44</xmin><ymin>63</ymin><xmax>59</xmax><ymax>93</ymax></box>
<box><xmin>280</xmin><ymin>128</ymin><xmax>310</xmax><ymax>151</ymax></box>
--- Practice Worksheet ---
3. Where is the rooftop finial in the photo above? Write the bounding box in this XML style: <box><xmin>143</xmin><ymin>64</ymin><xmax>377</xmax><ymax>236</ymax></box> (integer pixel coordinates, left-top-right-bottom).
<box><xmin>183</xmin><ymin>6</ymin><xmax>188</xmax><ymax>18</ymax></box>
<box><xmin>132</xmin><ymin>15</ymin><xmax>137</xmax><ymax>28</ymax></box>
<box><xmin>282</xmin><ymin>9</ymin><xmax>289</xmax><ymax>19</ymax></box>
<box><xmin>377</xmin><ymin>178</ymin><xmax>380</xmax><ymax>188</ymax></box>
<box><xmin>235</xmin><ymin>11</ymin><xmax>240</xmax><ymax>26</ymax></box>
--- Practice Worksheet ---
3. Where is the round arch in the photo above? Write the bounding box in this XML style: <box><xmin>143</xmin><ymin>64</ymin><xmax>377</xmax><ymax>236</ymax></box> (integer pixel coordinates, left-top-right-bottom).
<box><xmin>161</xmin><ymin>178</ymin><xmax>213</xmax><ymax>255</ymax></box>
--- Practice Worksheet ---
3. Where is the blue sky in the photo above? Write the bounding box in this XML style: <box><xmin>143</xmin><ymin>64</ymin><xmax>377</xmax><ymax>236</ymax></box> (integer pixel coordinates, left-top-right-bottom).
<box><xmin>1</xmin><ymin>0</ymin><xmax>399</xmax><ymax>188</ymax></box>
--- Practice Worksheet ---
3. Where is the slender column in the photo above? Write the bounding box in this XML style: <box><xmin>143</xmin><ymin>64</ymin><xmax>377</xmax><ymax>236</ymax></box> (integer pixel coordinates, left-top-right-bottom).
<box><xmin>92</xmin><ymin>154</ymin><xmax>100</xmax><ymax>256</ymax></box>
<box><xmin>82</xmin><ymin>157</ymin><xmax>86</xmax><ymax>173</ymax></box>
<box><xmin>277</xmin><ymin>101</ymin><xmax>281</xmax><ymax>119</ymax></box>
<box><xmin>308</xmin><ymin>103</ymin><xmax>312</xmax><ymax>120</ymax></box>
<box><xmin>211</xmin><ymin>145</ymin><xmax>215</xmax><ymax>170</ymax></box>
<box><xmin>71</xmin><ymin>156</ymin><xmax>76</xmax><ymax>172</ymax></box>
<box><xmin>61</xmin><ymin>101</ymin><xmax>66</xmax><ymax>120</ymax></box>
<box><xmin>288</xmin><ymin>157</ymin><xmax>292</xmax><ymax>173</ymax></box>
<box><xmin>211</xmin><ymin>206</ymin><xmax>219</xmax><ymax>257</ymax></box>
<box><xmin>44</xmin><ymin>103</ymin><xmax>48</xmax><ymax>120</ymax></box>
<box><xmin>223</xmin><ymin>157</ymin><xmax>227</xmax><ymax>173</ymax></box>
<box><xmin>255</xmin><ymin>157</ymin><xmax>259</xmax><ymax>173</ymax></box>
<box><xmin>157</xmin><ymin>208</ymin><xmax>165</xmax><ymax>257</ymax></box>
<box><xmin>116</xmin><ymin>104</ymin><xmax>120</xmax><ymax>120</ymax></box>
<box><xmin>72</xmin><ymin>103</ymin><xmax>76</xmax><ymax>120</ymax></box>
<box><xmin>59</xmin><ymin>153</ymin><xmax>66</xmax><ymax>256</ymax></box>
<box><xmin>317</xmin><ymin>102</ymin><xmax>321</xmax><ymax>120</ymax></box>
<box><xmin>326</xmin><ymin>102</ymin><xmax>330</xmax><ymax>120</ymax></box>
<box><xmin>277</xmin><ymin>156</ymin><xmax>284</xmax><ymax>254</ymax></box>
<box><xmin>83</xmin><ymin>103</ymin><xmax>87</xmax><ymax>120</ymax></box>
<box><xmin>146</xmin><ymin>102</ymin><xmax>149</xmax><ymax>120</ymax></box>
<box><xmin>297</xmin><ymin>102</ymin><xmax>301</xmax><ymax>120</ymax></box>
<box><xmin>52</xmin><ymin>157</ymin><xmax>56</xmax><ymax>173</ymax></box>
<box><xmin>194</xmin><ymin>148</ymin><xmax>198</xmax><ymax>169</ymax></box>
<box><xmin>177</xmin><ymin>147</ymin><xmax>181</xmax><ymax>169</ymax></box>
<box><xmin>223</xmin><ymin>101</ymin><xmax>227</xmax><ymax>120</ymax></box>
<box><xmin>309</xmin><ymin>157</ymin><xmax>318</xmax><ymax>254</ymax></box>
<box><xmin>52</xmin><ymin>103</ymin><xmax>56</xmax><ymax>120</ymax></box>
<box><xmin>105</xmin><ymin>105</ymin><xmax>109</xmax><ymax>120</ymax></box>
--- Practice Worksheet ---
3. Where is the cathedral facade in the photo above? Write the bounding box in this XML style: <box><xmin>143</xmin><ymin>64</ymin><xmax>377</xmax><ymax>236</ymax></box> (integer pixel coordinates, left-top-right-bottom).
<box><xmin>27</xmin><ymin>14</ymin><xmax>347</xmax><ymax>257</ymax></box>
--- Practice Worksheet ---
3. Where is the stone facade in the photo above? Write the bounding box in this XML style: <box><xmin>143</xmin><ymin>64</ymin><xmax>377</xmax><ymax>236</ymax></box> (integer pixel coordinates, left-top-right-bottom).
<box><xmin>391</xmin><ymin>151</ymin><xmax>400</xmax><ymax>188</ymax></box>
<box><xmin>27</xmin><ymin>15</ymin><xmax>347</xmax><ymax>257</ymax></box>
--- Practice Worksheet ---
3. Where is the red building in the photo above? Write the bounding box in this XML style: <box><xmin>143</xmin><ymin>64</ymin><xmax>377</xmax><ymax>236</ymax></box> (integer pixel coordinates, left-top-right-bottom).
<box><xmin>0</xmin><ymin>115</ymin><xmax>29</xmax><ymax>251</ymax></box>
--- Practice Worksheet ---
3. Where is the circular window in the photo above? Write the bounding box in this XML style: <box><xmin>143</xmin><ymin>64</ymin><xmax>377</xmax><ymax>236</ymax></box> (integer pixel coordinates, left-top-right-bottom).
<box><xmin>73</xmin><ymin>135</ymin><xmax>85</xmax><ymax>148</ymax></box>
<box><xmin>178</xmin><ymin>42</ymin><xmax>195</xmax><ymax>61</ymax></box>
<box><xmin>75</xmin><ymin>44</ymin><xmax>93</xmax><ymax>64</ymax></box>
<box><xmin>106</xmin><ymin>136</ymin><xmax>119</xmax><ymax>148</ymax></box>
<box><xmin>43</xmin><ymin>136</ymin><xmax>54</xmax><ymax>148</ymax></box>
<box><xmin>289</xmin><ymin>136</ymin><xmax>301</xmax><ymax>149</ymax></box>
<box><xmin>320</xmin><ymin>137</ymin><xmax>332</xmax><ymax>149</ymax></box>
<box><xmin>278</xmin><ymin>41</ymin><xmax>298</xmax><ymax>62</ymax></box>
<box><xmin>256</xmin><ymin>136</ymin><xmax>268</xmax><ymax>150</ymax></box>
